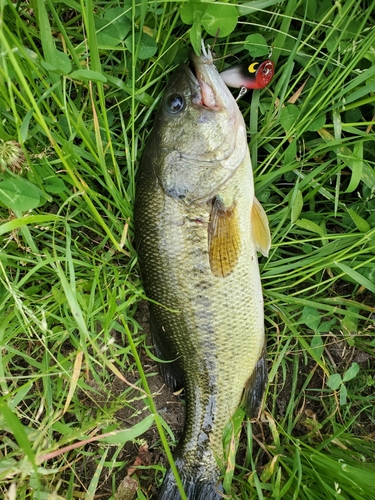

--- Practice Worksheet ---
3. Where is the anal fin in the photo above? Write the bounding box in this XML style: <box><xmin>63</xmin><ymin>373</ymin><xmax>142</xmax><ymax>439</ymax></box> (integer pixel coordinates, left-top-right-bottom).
<box><xmin>241</xmin><ymin>346</ymin><xmax>267</xmax><ymax>418</ymax></box>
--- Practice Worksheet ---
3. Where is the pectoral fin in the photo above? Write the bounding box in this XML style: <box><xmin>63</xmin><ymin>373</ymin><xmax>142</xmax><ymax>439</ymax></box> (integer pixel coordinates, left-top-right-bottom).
<box><xmin>208</xmin><ymin>198</ymin><xmax>241</xmax><ymax>278</ymax></box>
<box><xmin>251</xmin><ymin>197</ymin><xmax>271</xmax><ymax>257</ymax></box>
<box><xmin>241</xmin><ymin>345</ymin><xmax>267</xmax><ymax>417</ymax></box>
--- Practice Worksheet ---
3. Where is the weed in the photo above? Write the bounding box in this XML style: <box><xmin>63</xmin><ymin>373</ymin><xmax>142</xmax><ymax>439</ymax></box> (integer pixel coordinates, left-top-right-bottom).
<box><xmin>0</xmin><ymin>0</ymin><xmax>374</xmax><ymax>499</ymax></box>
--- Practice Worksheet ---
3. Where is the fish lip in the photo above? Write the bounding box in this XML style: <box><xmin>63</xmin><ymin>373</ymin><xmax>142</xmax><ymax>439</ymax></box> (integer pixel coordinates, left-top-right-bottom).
<box><xmin>188</xmin><ymin>47</ymin><xmax>235</xmax><ymax>111</ymax></box>
<box><xmin>180</xmin><ymin>64</ymin><xmax>204</xmax><ymax>107</ymax></box>
<box><xmin>187</xmin><ymin>48</ymin><xmax>220</xmax><ymax>110</ymax></box>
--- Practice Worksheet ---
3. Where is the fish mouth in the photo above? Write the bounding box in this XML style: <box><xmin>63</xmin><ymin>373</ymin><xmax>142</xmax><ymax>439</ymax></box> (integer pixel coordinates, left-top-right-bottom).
<box><xmin>185</xmin><ymin>46</ymin><xmax>236</xmax><ymax>111</ymax></box>
<box><xmin>187</xmin><ymin>47</ymin><xmax>219</xmax><ymax>109</ymax></box>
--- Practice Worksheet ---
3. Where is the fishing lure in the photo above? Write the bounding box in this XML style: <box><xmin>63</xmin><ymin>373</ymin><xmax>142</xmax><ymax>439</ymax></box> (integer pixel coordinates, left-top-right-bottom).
<box><xmin>220</xmin><ymin>60</ymin><xmax>275</xmax><ymax>90</ymax></box>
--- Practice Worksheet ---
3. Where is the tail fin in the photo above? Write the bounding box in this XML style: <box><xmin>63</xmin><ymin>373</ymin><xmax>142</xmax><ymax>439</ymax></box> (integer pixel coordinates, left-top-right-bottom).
<box><xmin>158</xmin><ymin>463</ymin><xmax>223</xmax><ymax>500</ymax></box>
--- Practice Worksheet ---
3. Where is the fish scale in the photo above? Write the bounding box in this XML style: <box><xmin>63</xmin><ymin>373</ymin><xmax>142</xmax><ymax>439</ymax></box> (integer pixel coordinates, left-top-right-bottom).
<box><xmin>135</xmin><ymin>45</ymin><xmax>270</xmax><ymax>499</ymax></box>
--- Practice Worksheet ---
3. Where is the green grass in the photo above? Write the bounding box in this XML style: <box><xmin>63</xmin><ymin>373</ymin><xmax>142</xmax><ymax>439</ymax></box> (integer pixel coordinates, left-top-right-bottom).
<box><xmin>0</xmin><ymin>0</ymin><xmax>374</xmax><ymax>499</ymax></box>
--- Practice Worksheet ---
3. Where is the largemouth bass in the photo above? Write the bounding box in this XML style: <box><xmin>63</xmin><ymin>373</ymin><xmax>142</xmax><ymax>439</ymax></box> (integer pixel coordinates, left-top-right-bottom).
<box><xmin>134</xmin><ymin>45</ymin><xmax>271</xmax><ymax>500</ymax></box>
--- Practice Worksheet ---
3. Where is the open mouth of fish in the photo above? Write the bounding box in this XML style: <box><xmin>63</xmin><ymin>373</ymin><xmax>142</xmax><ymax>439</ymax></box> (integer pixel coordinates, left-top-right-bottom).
<box><xmin>186</xmin><ymin>46</ymin><xmax>223</xmax><ymax>110</ymax></box>
<box><xmin>179</xmin><ymin>44</ymin><xmax>246</xmax><ymax>172</ymax></box>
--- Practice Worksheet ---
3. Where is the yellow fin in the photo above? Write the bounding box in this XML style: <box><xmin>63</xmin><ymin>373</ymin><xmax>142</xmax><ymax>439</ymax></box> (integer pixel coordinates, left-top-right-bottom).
<box><xmin>251</xmin><ymin>197</ymin><xmax>271</xmax><ymax>257</ymax></box>
<box><xmin>208</xmin><ymin>199</ymin><xmax>241</xmax><ymax>278</ymax></box>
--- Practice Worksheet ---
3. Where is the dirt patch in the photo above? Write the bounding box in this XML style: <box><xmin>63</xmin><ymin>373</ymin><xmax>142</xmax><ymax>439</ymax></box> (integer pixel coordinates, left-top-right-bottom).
<box><xmin>76</xmin><ymin>301</ymin><xmax>375</xmax><ymax>499</ymax></box>
<box><xmin>76</xmin><ymin>301</ymin><xmax>184</xmax><ymax>499</ymax></box>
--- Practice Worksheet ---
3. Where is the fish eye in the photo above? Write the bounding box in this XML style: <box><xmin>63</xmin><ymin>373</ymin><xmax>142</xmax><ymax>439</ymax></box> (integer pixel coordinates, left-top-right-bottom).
<box><xmin>166</xmin><ymin>93</ymin><xmax>185</xmax><ymax>114</ymax></box>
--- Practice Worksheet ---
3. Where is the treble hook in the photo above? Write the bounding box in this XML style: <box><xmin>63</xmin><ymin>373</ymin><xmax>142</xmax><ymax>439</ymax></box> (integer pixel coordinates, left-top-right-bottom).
<box><xmin>236</xmin><ymin>86</ymin><xmax>248</xmax><ymax>101</ymax></box>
